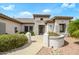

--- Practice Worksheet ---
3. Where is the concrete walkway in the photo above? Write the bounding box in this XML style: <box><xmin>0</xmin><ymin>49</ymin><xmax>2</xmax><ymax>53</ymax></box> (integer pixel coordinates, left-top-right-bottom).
<box><xmin>6</xmin><ymin>35</ymin><xmax>43</xmax><ymax>55</ymax></box>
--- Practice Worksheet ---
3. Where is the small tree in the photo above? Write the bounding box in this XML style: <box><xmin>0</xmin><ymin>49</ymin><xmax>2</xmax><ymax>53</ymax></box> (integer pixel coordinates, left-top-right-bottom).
<box><xmin>68</xmin><ymin>19</ymin><xmax>79</xmax><ymax>37</ymax></box>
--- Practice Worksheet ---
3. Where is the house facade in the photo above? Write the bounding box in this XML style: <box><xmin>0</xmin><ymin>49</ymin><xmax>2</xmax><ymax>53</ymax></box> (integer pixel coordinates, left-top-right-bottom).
<box><xmin>0</xmin><ymin>13</ymin><xmax>73</xmax><ymax>35</ymax></box>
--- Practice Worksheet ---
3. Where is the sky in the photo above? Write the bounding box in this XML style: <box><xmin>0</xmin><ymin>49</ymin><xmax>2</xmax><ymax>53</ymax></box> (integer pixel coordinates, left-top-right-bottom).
<box><xmin>0</xmin><ymin>3</ymin><xmax>79</xmax><ymax>19</ymax></box>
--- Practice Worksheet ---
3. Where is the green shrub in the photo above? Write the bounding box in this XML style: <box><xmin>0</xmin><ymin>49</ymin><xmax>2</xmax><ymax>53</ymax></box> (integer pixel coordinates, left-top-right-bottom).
<box><xmin>72</xmin><ymin>30</ymin><xmax>79</xmax><ymax>38</ymax></box>
<box><xmin>18</xmin><ymin>32</ymin><xmax>26</xmax><ymax>34</ymax></box>
<box><xmin>30</xmin><ymin>31</ymin><xmax>35</xmax><ymax>36</ymax></box>
<box><xmin>68</xmin><ymin>19</ymin><xmax>79</xmax><ymax>36</ymax></box>
<box><xmin>18</xmin><ymin>31</ymin><xmax>35</xmax><ymax>36</ymax></box>
<box><xmin>0</xmin><ymin>34</ymin><xmax>28</xmax><ymax>52</ymax></box>
<box><xmin>48</xmin><ymin>31</ymin><xmax>59</xmax><ymax>36</ymax></box>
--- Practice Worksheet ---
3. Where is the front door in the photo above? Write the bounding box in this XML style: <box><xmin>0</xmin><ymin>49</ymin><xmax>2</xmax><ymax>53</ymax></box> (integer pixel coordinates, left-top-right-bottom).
<box><xmin>39</xmin><ymin>25</ymin><xmax>45</xmax><ymax>35</ymax></box>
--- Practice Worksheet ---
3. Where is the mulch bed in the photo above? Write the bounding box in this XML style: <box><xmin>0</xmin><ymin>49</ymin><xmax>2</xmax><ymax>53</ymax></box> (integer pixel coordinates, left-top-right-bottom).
<box><xmin>37</xmin><ymin>37</ymin><xmax>79</xmax><ymax>55</ymax></box>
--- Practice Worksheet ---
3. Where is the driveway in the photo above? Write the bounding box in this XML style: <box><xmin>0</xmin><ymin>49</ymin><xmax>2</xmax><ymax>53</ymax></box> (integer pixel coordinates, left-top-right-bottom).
<box><xmin>6</xmin><ymin>35</ymin><xmax>43</xmax><ymax>55</ymax></box>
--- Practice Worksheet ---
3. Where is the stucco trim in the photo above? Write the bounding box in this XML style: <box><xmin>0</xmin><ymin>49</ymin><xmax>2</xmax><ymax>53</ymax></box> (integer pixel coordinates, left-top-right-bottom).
<box><xmin>33</xmin><ymin>14</ymin><xmax>50</xmax><ymax>18</ymax></box>
<box><xmin>53</xmin><ymin>16</ymin><xmax>73</xmax><ymax>20</ymax></box>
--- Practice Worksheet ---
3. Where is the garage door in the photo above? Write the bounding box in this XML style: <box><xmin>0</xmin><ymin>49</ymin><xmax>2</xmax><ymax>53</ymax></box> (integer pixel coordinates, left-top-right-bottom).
<box><xmin>0</xmin><ymin>22</ymin><xmax>6</xmax><ymax>34</ymax></box>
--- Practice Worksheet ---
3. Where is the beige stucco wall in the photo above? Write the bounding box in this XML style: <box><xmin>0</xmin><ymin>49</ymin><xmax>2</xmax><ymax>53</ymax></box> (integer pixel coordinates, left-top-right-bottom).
<box><xmin>54</xmin><ymin>19</ymin><xmax>70</xmax><ymax>35</ymax></box>
<box><xmin>34</xmin><ymin>17</ymin><xmax>48</xmax><ymax>35</ymax></box>
<box><xmin>34</xmin><ymin>17</ymin><xmax>49</xmax><ymax>21</ymax></box>
<box><xmin>46</xmin><ymin>23</ymin><xmax>54</xmax><ymax>32</ymax></box>
<box><xmin>21</xmin><ymin>24</ymin><xmax>34</xmax><ymax>32</ymax></box>
<box><xmin>0</xmin><ymin>16</ymin><xmax>71</xmax><ymax>35</ymax></box>
<box><xmin>0</xmin><ymin>18</ymin><xmax>21</xmax><ymax>34</ymax></box>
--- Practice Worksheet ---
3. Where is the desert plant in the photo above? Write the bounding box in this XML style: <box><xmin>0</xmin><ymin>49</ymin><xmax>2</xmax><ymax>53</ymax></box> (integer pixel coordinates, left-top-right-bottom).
<box><xmin>18</xmin><ymin>32</ymin><xmax>26</xmax><ymax>34</ymax></box>
<box><xmin>48</xmin><ymin>31</ymin><xmax>59</xmax><ymax>36</ymax></box>
<box><xmin>30</xmin><ymin>31</ymin><xmax>35</xmax><ymax>36</ymax></box>
<box><xmin>68</xmin><ymin>19</ymin><xmax>79</xmax><ymax>36</ymax></box>
<box><xmin>0</xmin><ymin>34</ymin><xmax>28</xmax><ymax>52</ymax></box>
<box><xmin>18</xmin><ymin>31</ymin><xmax>35</xmax><ymax>36</ymax></box>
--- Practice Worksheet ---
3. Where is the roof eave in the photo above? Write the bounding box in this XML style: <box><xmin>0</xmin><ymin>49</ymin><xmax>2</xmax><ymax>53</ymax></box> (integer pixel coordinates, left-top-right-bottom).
<box><xmin>33</xmin><ymin>14</ymin><xmax>51</xmax><ymax>18</ymax></box>
<box><xmin>0</xmin><ymin>13</ymin><xmax>21</xmax><ymax>23</ymax></box>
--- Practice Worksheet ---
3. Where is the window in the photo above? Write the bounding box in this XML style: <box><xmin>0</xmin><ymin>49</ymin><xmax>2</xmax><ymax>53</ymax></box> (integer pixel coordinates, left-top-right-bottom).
<box><xmin>24</xmin><ymin>26</ymin><xmax>33</xmax><ymax>32</ymax></box>
<box><xmin>50</xmin><ymin>25</ymin><xmax>52</xmax><ymax>28</ymax></box>
<box><xmin>29</xmin><ymin>26</ymin><xmax>33</xmax><ymax>32</ymax></box>
<box><xmin>59</xmin><ymin>24</ymin><xmax>66</xmax><ymax>32</ymax></box>
<box><xmin>15</xmin><ymin>27</ymin><xmax>18</xmax><ymax>33</ymax></box>
<box><xmin>49</xmin><ymin>25</ymin><xmax>52</xmax><ymax>29</ymax></box>
<box><xmin>40</xmin><ymin>18</ymin><xmax>43</xmax><ymax>21</ymax></box>
<box><xmin>24</xmin><ymin>26</ymin><xmax>28</xmax><ymax>32</ymax></box>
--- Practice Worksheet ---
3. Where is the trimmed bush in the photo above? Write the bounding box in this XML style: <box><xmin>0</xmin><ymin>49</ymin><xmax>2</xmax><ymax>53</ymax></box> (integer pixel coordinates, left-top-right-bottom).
<box><xmin>0</xmin><ymin>34</ymin><xmax>28</xmax><ymax>52</ymax></box>
<box><xmin>72</xmin><ymin>30</ymin><xmax>79</xmax><ymax>38</ymax></box>
<box><xmin>18</xmin><ymin>31</ymin><xmax>35</xmax><ymax>36</ymax></box>
<box><xmin>30</xmin><ymin>31</ymin><xmax>35</xmax><ymax>36</ymax></box>
<box><xmin>17</xmin><ymin>32</ymin><xmax>26</xmax><ymax>34</ymax></box>
<box><xmin>48</xmin><ymin>31</ymin><xmax>59</xmax><ymax>36</ymax></box>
